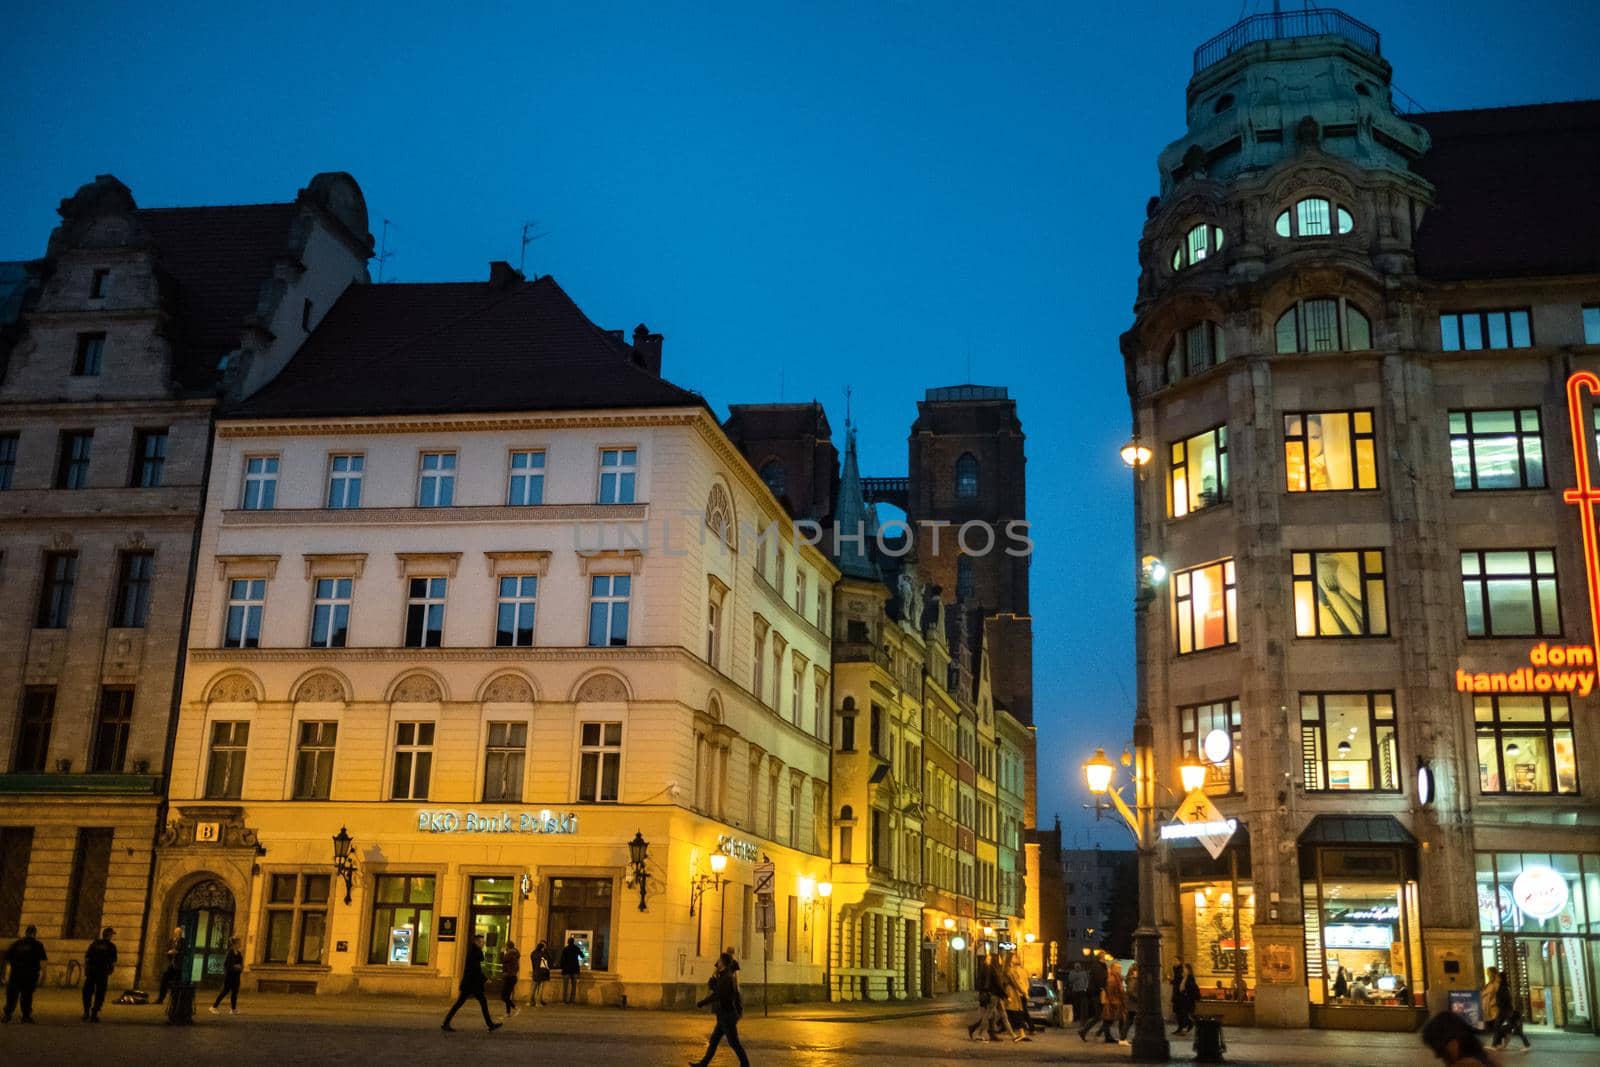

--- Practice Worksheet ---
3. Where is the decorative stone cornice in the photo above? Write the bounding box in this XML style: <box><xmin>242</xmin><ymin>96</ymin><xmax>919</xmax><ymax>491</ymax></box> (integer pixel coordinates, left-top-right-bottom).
<box><xmin>221</xmin><ymin>503</ymin><xmax>648</xmax><ymax>527</ymax></box>
<box><xmin>576</xmin><ymin>548</ymin><xmax>644</xmax><ymax>575</ymax></box>
<box><xmin>218</xmin><ymin>410</ymin><xmax>703</xmax><ymax>439</ymax></box>
<box><xmin>484</xmin><ymin>550</ymin><xmax>551</xmax><ymax>578</ymax></box>
<box><xmin>190</xmin><ymin>645</ymin><xmax>688</xmax><ymax>664</ymax></box>
<box><xmin>214</xmin><ymin>554</ymin><xmax>279</xmax><ymax>581</ymax></box>
<box><xmin>395</xmin><ymin>551</ymin><xmax>461</xmax><ymax>578</ymax></box>
<box><xmin>303</xmin><ymin>552</ymin><xmax>367</xmax><ymax>579</ymax></box>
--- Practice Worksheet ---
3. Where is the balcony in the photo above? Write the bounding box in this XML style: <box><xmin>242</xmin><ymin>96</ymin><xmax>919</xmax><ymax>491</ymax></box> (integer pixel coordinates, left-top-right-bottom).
<box><xmin>1193</xmin><ymin>7</ymin><xmax>1380</xmax><ymax>74</ymax></box>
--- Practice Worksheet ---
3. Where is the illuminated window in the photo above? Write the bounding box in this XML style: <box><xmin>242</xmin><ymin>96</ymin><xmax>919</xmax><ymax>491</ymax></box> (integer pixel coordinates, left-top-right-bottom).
<box><xmin>1173</xmin><ymin>559</ymin><xmax>1237</xmax><ymax>654</ymax></box>
<box><xmin>1171</xmin><ymin>223</ymin><xmax>1224</xmax><ymax>270</ymax></box>
<box><xmin>1461</xmin><ymin>549</ymin><xmax>1559</xmax><ymax>637</ymax></box>
<box><xmin>1440</xmin><ymin>309</ymin><xmax>1532</xmax><ymax>352</ymax></box>
<box><xmin>1300</xmin><ymin>692</ymin><xmax>1398</xmax><ymax>792</ymax></box>
<box><xmin>1165</xmin><ymin>322</ymin><xmax>1226</xmax><ymax>384</ymax></box>
<box><xmin>1474</xmin><ymin>695</ymin><xmax>1577</xmax><ymax>795</ymax></box>
<box><xmin>1179</xmin><ymin>698</ymin><xmax>1241</xmax><ymax>796</ymax></box>
<box><xmin>1276</xmin><ymin>298</ymin><xmax>1371</xmax><ymax>353</ymax></box>
<box><xmin>1275</xmin><ymin>197</ymin><xmax>1354</xmax><ymax>238</ymax></box>
<box><xmin>1449</xmin><ymin>410</ymin><xmax>1545</xmax><ymax>490</ymax></box>
<box><xmin>1283</xmin><ymin>411</ymin><xmax>1377</xmax><ymax>492</ymax></box>
<box><xmin>955</xmin><ymin>453</ymin><xmax>979</xmax><ymax>498</ymax></box>
<box><xmin>1168</xmin><ymin>425</ymin><xmax>1228</xmax><ymax>517</ymax></box>
<box><xmin>1293</xmin><ymin>550</ymin><xmax>1388</xmax><ymax>637</ymax></box>
<box><xmin>1584</xmin><ymin>306</ymin><xmax>1600</xmax><ymax>345</ymax></box>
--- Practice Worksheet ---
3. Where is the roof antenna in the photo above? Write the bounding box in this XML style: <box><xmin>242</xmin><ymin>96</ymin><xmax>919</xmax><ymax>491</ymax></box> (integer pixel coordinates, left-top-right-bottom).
<box><xmin>845</xmin><ymin>385</ymin><xmax>853</xmax><ymax>433</ymax></box>
<box><xmin>375</xmin><ymin>219</ymin><xmax>396</xmax><ymax>283</ymax></box>
<box><xmin>520</xmin><ymin>220</ymin><xmax>550</xmax><ymax>276</ymax></box>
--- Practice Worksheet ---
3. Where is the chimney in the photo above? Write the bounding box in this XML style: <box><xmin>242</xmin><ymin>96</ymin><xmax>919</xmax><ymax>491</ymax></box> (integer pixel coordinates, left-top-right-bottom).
<box><xmin>632</xmin><ymin>323</ymin><xmax>663</xmax><ymax>376</ymax></box>
<box><xmin>488</xmin><ymin>260</ymin><xmax>524</xmax><ymax>290</ymax></box>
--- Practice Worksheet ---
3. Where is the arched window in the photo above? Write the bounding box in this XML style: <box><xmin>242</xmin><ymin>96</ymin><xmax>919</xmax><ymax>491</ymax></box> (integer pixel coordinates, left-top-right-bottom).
<box><xmin>1171</xmin><ymin>222</ymin><xmax>1225</xmax><ymax>270</ymax></box>
<box><xmin>1213</xmin><ymin>93</ymin><xmax>1235</xmax><ymax>114</ymax></box>
<box><xmin>1164</xmin><ymin>322</ymin><xmax>1227</xmax><ymax>385</ymax></box>
<box><xmin>704</xmin><ymin>483</ymin><xmax>735</xmax><ymax>548</ymax></box>
<box><xmin>1275</xmin><ymin>298</ymin><xmax>1372</xmax><ymax>354</ymax></box>
<box><xmin>1275</xmin><ymin>197</ymin><xmax>1355</xmax><ymax>238</ymax></box>
<box><xmin>955</xmin><ymin>555</ymin><xmax>975</xmax><ymax>602</ymax></box>
<box><xmin>954</xmin><ymin>453</ymin><xmax>979</xmax><ymax>499</ymax></box>
<box><xmin>759</xmin><ymin>460</ymin><xmax>786</xmax><ymax>498</ymax></box>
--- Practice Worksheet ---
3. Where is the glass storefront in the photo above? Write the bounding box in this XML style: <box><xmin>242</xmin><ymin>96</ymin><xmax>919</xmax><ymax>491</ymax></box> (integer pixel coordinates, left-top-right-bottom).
<box><xmin>1476</xmin><ymin>851</ymin><xmax>1599</xmax><ymax>1033</ymax></box>
<box><xmin>1301</xmin><ymin>846</ymin><xmax>1423</xmax><ymax>1008</ymax></box>
<box><xmin>1174</xmin><ymin>836</ymin><xmax>1255</xmax><ymax>1003</ymax></box>
<box><xmin>470</xmin><ymin>876</ymin><xmax>515</xmax><ymax>979</ymax></box>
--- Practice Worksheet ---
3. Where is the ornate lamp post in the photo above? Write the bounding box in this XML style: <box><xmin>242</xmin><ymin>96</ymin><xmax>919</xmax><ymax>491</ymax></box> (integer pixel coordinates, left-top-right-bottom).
<box><xmin>817</xmin><ymin>881</ymin><xmax>833</xmax><ymax>999</ymax></box>
<box><xmin>626</xmin><ymin>831</ymin><xmax>651</xmax><ymax>911</ymax></box>
<box><xmin>690</xmin><ymin>852</ymin><xmax>728</xmax><ymax>917</ymax></box>
<box><xmin>332</xmin><ymin>826</ymin><xmax>357</xmax><ymax>905</ymax></box>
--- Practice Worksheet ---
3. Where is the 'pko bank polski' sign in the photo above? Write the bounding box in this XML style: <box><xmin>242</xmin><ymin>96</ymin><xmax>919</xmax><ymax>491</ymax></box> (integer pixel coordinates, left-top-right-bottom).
<box><xmin>417</xmin><ymin>809</ymin><xmax>579</xmax><ymax>835</ymax></box>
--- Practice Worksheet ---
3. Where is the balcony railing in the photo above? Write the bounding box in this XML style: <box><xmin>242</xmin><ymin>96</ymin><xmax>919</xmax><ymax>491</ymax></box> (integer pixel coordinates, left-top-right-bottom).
<box><xmin>1193</xmin><ymin>7</ymin><xmax>1380</xmax><ymax>74</ymax></box>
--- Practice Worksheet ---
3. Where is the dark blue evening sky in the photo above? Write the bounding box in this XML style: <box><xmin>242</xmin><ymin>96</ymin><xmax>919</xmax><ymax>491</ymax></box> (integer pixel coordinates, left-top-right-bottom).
<box><xmin>5</xmin><ymin>1</ymin><xmax>1596</xmax><ymax>840</ymax></box>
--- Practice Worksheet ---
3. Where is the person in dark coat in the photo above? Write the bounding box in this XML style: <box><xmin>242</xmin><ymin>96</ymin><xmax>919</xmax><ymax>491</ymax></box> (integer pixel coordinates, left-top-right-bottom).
<box><xmin>82</xmin><ymin>927</ymin><xmax>118</xmax><ymax>1022</ymax></box>
<box><xmin>559</xmin><ymin>937</ymin><xmax>584</xmax><ymax>1004</ymax></box>
<box><xmin>155</xmin><ymin>926</ymin><xmax>185</xmax><ymax>1004</ymax></box>
<box><xmin>529</xmin><ymin>940</ymin><xmax>552</xmax><ymax>1006</ymax></box>
<box><xmin>690</xmin><ymin>952</ymin><xmax>749</xmax><ymax>1066</ymax></box>
<box><xmin>441</xmin><ymin>934</ymin><xmax>500</xmax><ymax>1032</ymax></box>
<box><xmin>210</xmin><ymin>937</ymin><xmax>244</xmax><ymax>1014</ymax></box>
<box><xmin>1490</xmin><ymin>971</ymin><xmax>1530</xmax><ymax>1051</ymax></box>
<box><xmin>1169</xmin><ymin>962</ymin><xmax>1189</xmax><ymax>1034</ymax></box>
<box><xmin>1076</xmin><ymin>954</ymin><xmax>1107</xmax><ymax>1041</ymax></box>
<box><xmin>1181</xmin><ymin>964</ymin><xmax>1201</xmax><ymax>1029</ymax></box>
<box><xmin>500</xmin><ymin>940</ymin><xmax>521</xmax><ymax>1015</ymax></box>
<box><xmin>3</xmin><ymin>925</ymin><xmax>47</xmax><ymax>1023</ymax></box>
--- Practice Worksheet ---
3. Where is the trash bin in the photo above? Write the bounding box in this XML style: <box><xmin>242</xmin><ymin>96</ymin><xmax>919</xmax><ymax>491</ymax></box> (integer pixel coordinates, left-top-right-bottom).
<box><xmin>1193</xmin><ymin>1014</ymin><xmax>1226</xmax><ymax>1062</ymax></box>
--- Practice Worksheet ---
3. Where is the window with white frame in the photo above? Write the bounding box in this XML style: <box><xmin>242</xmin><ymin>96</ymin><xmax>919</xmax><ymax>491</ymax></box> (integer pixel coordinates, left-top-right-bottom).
<box><xmin>795</xmin><ymin>570</ymin><xmax>807</xmax><ymax>614</ymax></box>
<box><xmin>326</xmin><ymin>454</ymin><xmax>363</xmax><ymax>508</ymax></box>
<box><xmin>495</xmin><ymin>576</ymin><xmax>538</xmax><ymax>647</ymax></box>
<box><xmin>597</xmin><ymin>448</ymin><xmax>637</xmax><ymax>504</ymax></box>
<box><xmin>791</xmin><ymin>664</ymin><xmax>803</xmax><ymax>725</ymax></box>
<box><xmin>224</xmin><ymin>579</ymin><xmax>265</xmax><ymax>649</ymax></box>
<box><xmin>292</xmin><ymin>721</ymin><xmax>338</xmax><ymax>800</ymax></box>
<box><xmin>705</xmin><ymin>584</ymin><xmax>724</xmax><ymax>665</ymax></box>
<box><xmin>241</xmin><ymin>456</ymin><xmax>279</xmax><ymax>510</ymax></box>
<box><xmin>483</xmin><ymin>722</ymin><xmax>527</xmax><ymax>802</ymax></box>
<box><xmin>578</xmin><ymin>722</ymin><xmax>622</xmax><ymax>802</ymax></box>
<box><xmin>309</xmin><ymin>577</ymin><xmax>352</xmax><ymax>648</ymax></box>
<box><xmin>813</xmin><ymin>675</ymin><xmax>825</xmax><ymax>738</ymax></box>
<box><xmin>586</xmin><ymin>574</ymin><xmax>630</xmax><ymax>647</ymax></box>
<box><xmin>507</xmin><ymin>449</ymin><xmax>546</xmax><ymax>505</ymax></box>
<box><xmin>417</xmin><ymin>452</ymin><xmax>456</xmax><ymax>507</ymax></box>
<box><xmin>205</xmin><ymin>721</ymin><xmax>249</xmax><ymax>799</ymax></box>
<box><xmin>404</xmin><ymin>577</ymin><xmax>447</xmax><ymax>648</ymax></box>
<box><xmin>390</xmin><ymin>722</ymin><xmax>434</xmax><ymax>800</ymax></box>
<box><xmin>788</xmin><ymin>780</ymin><xmax>800</xmax><ymax>846</ymax></box>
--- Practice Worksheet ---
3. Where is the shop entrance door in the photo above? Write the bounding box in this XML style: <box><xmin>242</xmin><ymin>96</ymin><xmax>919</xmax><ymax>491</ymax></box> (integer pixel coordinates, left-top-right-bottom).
<box><xmin>1492</xmin><ymin>935</ymin><xmax>1595</xmax><ymax>1033</ymax></box>
<box><xmin>469</xmin><ymin>876</ymin><xmax>515</xmax><ymax>981</ymax></box>
<box><xmin>178</xmin><ymin>878</ymin><xmax>235</xmax><ymax>988</ymax></box>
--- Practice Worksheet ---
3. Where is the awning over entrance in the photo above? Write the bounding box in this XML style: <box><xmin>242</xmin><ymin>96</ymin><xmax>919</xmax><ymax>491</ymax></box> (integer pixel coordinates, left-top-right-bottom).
<box><xmin>1297</xmin><ymin>815</ymin><xmax>1415</xmax><ymax>846</ymax></box>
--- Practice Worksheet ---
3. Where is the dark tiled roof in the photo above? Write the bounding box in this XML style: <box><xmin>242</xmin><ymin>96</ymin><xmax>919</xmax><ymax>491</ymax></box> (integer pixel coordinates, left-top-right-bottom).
<box><xmin>233</xmin><ymin>275</ymin><xmax>707</xmax><ymax>419</ymax></box>
<box><xmin>137</xmin><ymin>203</ymin><xmax>300</xmax><ymax>389</ymax></box>
<box><xmin>1297</xmin><ymin>814</ymin><xmax>1415</xmax><ymax>846</ymax></box>
<box><xmin>1412</xmin><ymin>100</ymin><xmax>1600</xmax><ymax>281</ymax></box>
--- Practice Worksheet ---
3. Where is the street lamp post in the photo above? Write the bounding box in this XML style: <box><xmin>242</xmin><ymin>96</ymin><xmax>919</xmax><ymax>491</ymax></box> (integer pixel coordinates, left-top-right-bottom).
<box><xmin>817</xmin><ymin>881</ymin><xmax>833</xmax><ymax>999</ymax></box>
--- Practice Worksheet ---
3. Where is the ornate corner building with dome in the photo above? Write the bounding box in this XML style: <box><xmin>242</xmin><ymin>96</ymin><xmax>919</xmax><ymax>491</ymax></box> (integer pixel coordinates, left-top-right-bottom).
<box><xmin>1124</xmin><ymin>9</ymin><xmax>1600</xmax><ymax>1033</ymax></box>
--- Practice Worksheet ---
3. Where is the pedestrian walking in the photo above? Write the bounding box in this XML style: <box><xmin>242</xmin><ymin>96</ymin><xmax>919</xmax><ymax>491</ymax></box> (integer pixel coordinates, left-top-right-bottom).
<box><xmin>1490</xmin><ymin>968</ymin><xmax>1530</xmax><ymax>1052</ymax></box>
<box><xmin>1479</xmin><ymin>967</ymin><xmax>1500</xmax><ymax>1033</ymax></box>
<box><xmin>1181</xmin><ymin>963</ymin><xmax>1200</xmax><ymax>1029</ymax></box>
<box><xmin>1098</xmin><ymin>960</ymin><xmax>1128</xmax><ymax>1045</ymax></box>
<box><xmin>82</xmin><ymin>927</ymin><xmax>118</xmax><ymax>1022</ymax></box>
<box><xmin>500</xmin><ymin>939</ymin><xmax>521</xmax><ymax>1016</ymax></box>
<box><xmin>1067</xmin><ymin>962</ymin><xmax>1088</xmax><ymax>1025</ymax></box>
<box><xmin>441</xmin><ymin>933</ymin><xmax>501</xmax><ymax>1032</ymax></box>
<box><xmin>155</xmin><ymin>926</ymin><xmax>185</xmax><ymax>1005</ymax></box>
<box><xmin>559</xmin><ymin>936</ymin><xmax>584</xmax><ymax>1004</ymax></box>
<box><xmin>1422</xmin><ymin>1009</ymin><xmax>1495</xmax><ymax>1066</ymax></box>
<box><xmin>1169</xmin><ymin>962</ymin><xmax>1190</xmax><ymax>1034</ymax></box>
<box><xmin>529</xmin><ymin>940</ymin><xmax>552</xmax><ymax>1006</ymax></box>
<box><xmin>1003</xmin><ymin>952</ymin><xmax>1034</xmax><ymax>1039</ymax></box>
<box><xmin>689</xmin><ymin>951</ymin><xmax>749</xmax><ymax>1067</ymax></box>
<box><xmin>1077</xmin><ymin>954</ymin><xmax>1106</xmax><ymax>1041</ymax></box>
<box><xmin>3</xmin><ymin>925</ymin><xmax>47</xmax><ymax>1024</ymax></box>
<box><xmin>210</xmin><ymin>937</ymin><xmax>244</xmax><ymax>1014</ymax></box>
<box><xmin>966</xmin><ymin>952</ymin><xmax>994</xmax><ymax>1040</ymax></box>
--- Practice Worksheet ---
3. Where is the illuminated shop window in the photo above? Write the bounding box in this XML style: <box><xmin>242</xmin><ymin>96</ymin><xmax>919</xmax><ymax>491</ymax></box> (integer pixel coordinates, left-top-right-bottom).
<box><xmin>1449</xmin><ymin>410</ymin><xmax>1545</xmax><ymax>490</ymax></box>
<box><xmin>1460</xmin><ymin>549</ymin><xmax>1560</xmax><ymax>637</ymax></box>
<box><xmin>1300</xmin><ymin>692</ymin><xmax>1398</xmax><ymax>792</ymax></box>
<box><xmin>1168</xmin><ymin>425</ymin><xmax>1229</xmax><ymax>517</ymax></box>
<box><xmin>1474</xmin><ymin>695</ymin><xmax>1578</xmax><ymax>795</ymax></box>
<box><xmin>1173</xmin><ymin>559</ymin><xmax>1237</xmax><ymax>654</ymax></box>
<box><xmin>1284</xmin><ymin>411</ymin><xmax>1377</xmax><ymax>492</ymax></box>
<box><xmin>1292</xmin><ymin>550</ymin><xmax>1388</xmax><ymax>637</ymax></box>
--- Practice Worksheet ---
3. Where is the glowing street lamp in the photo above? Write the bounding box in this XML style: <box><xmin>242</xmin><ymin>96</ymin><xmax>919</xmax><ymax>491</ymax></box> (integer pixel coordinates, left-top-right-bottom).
<box><xmin>1179</xmin><ymin>760</ymin><xmax>1208</xmax><ymax>793</ymax></box>
<box><xmin>1120</xmin><ymin>437</ymin><xmax>1154</xmax><ymax>469</ymax></box>
<box><xmin>817</xmin><ymin>881</ymin><xmax>833</xmax><ymax>1000</ymax></box>
<box><xmin>1084</xmin><ymin>748</ymin><xmax>1115</xmax><ymax>794</ymax></box>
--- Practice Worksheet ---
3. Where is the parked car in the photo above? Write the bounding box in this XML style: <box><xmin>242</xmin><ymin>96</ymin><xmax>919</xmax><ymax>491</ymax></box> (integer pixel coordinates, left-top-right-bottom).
<box><xmin>1026</xmin><ymin>977</ymin><xmax>1062</xmax><ymax>1027</ymax></box>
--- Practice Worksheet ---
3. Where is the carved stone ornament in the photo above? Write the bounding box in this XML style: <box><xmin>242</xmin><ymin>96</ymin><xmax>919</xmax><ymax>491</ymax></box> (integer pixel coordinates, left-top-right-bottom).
<box><xmin>392</xmin><ymin>674</ymin><xmax>443</xmax><ymax>703</ymax></box>
<box><xmin>49</xmin><ymin>532</ymin><xmax>74</xmax><ymax>551</ymax></box>
<box><xmin>575</xmin><ymin>673</ymin><xmax>628</xmax><ymax>703</ymax></box>
<box><xmin>1274</xmin><ymin>168</ymin><xmax>1354</xmax><ymax>202</ymax></box>
<box><xmin>158</xmin><ymin>808</ymin><xmax>260</xmax><ymax>851</ymax></box>
<box><xmin>124</xmin><ymin>531</ymin><xmax>149</xmax><ymax>550</ymax></box>
<box><xmin>294</xmin><ymin>672</ymin><xmax>348</xmax><ymax>703</ymax></box>
<box><xmin>206</xmin><ymin>674</ymin><xmax>259</xmax><ymax>703</ymax></box>
<box><xmin>482</xmin><ymin>674</ymin><xmax>534</xmax><ymax>703</ymax></box>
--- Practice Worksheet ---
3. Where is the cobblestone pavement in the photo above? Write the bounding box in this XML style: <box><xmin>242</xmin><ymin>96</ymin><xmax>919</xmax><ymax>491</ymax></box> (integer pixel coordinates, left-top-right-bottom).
<box><xmin>4</xmin><ymin>989</ymin><xmax>1599</xmax><ymax>1065</ymax></box>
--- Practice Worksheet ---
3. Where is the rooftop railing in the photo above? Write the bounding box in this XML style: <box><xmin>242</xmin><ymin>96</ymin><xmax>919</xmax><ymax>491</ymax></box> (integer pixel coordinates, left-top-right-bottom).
<box><xmin>1193</xmin><ymin>7</ymin><xmax>1380</xmax><ymax>74</ymax></box>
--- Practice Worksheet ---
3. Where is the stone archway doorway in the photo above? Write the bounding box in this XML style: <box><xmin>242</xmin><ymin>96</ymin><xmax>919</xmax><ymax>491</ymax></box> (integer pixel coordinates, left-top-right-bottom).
<box><xmin>178</xmin><ymin>878</ymin><xmax>235</xmax><ymax>987</ymax></box>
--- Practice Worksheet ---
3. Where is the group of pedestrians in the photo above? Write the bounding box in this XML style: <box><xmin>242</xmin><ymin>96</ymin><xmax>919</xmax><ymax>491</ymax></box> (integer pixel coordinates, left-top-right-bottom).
<box><xmin>965</xmin><ymin>949</ymin><xmax>1033</xmax><ymax>1043</ymax></box>
<box><xmin>441</xmin><ymin>935</ymin><xmax>583</xmax><ymax>1032</ymax></box>
<box><xmin>1074</xmin><ymin>954</ymin><xmax>1135</xmax><ymax>1044</ymax></box>
<box><xmin>5</xmin><ymin>925</ymin><xmax>121</xmax><ymax>1025</ymax></box>
<box><xmin>1480</xmin><ymin>965</ymin><xmax>1532</xmax><ymax>1053</ymax></box>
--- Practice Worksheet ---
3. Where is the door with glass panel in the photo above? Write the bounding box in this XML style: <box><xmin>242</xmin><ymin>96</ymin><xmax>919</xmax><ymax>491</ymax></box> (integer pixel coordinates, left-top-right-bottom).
<box><xmin>470</xmin><ymin>876</ymin><xmax>515</xmax><ymax>980</ymax></box>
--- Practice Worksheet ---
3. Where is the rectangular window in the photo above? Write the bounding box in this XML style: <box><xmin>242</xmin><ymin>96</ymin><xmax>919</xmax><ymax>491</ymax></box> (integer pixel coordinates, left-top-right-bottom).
<box><xmin>597</xmin><ymin>448</ymin><xmax>637</xmax><ymax>504</ymax></box>
<box><xmin>545</xmin><ymin>877</ymin><xmax>612</xmax><ymax>971</ymax></box>
<box><xmin>495</xmin><ymin>576</ymin><xmax>538</xmax><ymax>647</ymax></box>
<box><xmin>1449</xmin><ymin>410</ymin><xmax>1545</xmax><ymax>490</ymax></box>
<box><xmin>417</xmin><ymin>451</ymin><xmax>456</xmax><ymax>507</ymax></box>
<box><xmin>1474</xmin><ymin>695</ymin><xmax>1578</xmax><ymax>795</ymax></box>
<box><xmin>1179</xmin><ymin>698</ymin><xmax>1242</xmax><ymax>795</ymax></box>
<box><xmin>1292</xmin><ymin>550</ymin><xmax>1388</xmax><ymax>637</ymax></box>
<box><xmin>292</xmin><ymin>721</ymin><xmax>338</xmax><ymax>799</ymax></box>
<box><xmin>1284</xmin><ymin>411</ymin><xmax>1377</xmax><ymax>492</ymax></box>
<box><xmin>706</xmin><ymin>592</ymin><xmax>722</xmax><ymax>664</ymax></box>
<box><xmin>90</xmin><ymin>687</ymin><xmax>134</xmax><ymax>773</ymax></box>
<box><xmin>263</xmin><ymin>872</ymin><xmax>330</xmax><ymax>965</ymax></box>
<box><xmin>205</xmin><ymin>721</ymin><xmax>250</xmax><ymax>799</ymax></box>
<box><xmin>0</xmin><ymin>433</ymin><xmax>16</xmax><ymax>490</ymax></box>
<box><xmin>788</xmin><ymin>780</ymin><xmax>800</xmax><ymax>846</ymax></box>
<box><xmin>786</xmin><ymin>895</ymin><xmax>798</xmax><ymax>962</ymax></box>
<box><xmin>132</xmin><ymin>430</ymin><xmax>167</xmax><ymax>488</ymax></box>
<box><xmin>89</xmin><ymin>269</ymin><xmax>110</xmax><ymax>299</ymax></box>
<box><xmin>326</xmin><ymin>454</ymin><xmax>363</xmax><ymax>508</ymax></box>
<box><xmin>587</xmin><ymin>574</ymin><xmax>630</xmax><ymax>647</ymax></box>
<box><xmin>1173</xmin><ymin>558</ymin><xmax>1237</xmax><ymax>654</ymax></box>
<box><xmin>57</xmin><ymin>431</ymin><xmax>92</xmax><ymax>489</ymax></box>
<box><xmin>0</xmin><ymin>829</ymin><xmax>34</xmax><ymax>936</ymax></box>
<box><xmin>404</xmin><ymin>577</ymin><xmax>447</xmax><ymax>648</ymax></box>
<box><xmin>578</xmin><ymin>722</ymin><xmax>622</xmax><ymax>802</ymax></box>
<box><xmin>1300</xmin><ymin>692</ymin><xmax>1399</xmax><ymax>792</ymax></box>
<box><xmin>309</xmin><ymin>577</ymin><xmax>352</xmax><ymax>648</ymax></box>
<box><xmin>241</xmin><ymin>455</ymin><xmax>278</xmax><ymax>510</ymax></box>
<box><xmin>1440</xmin><ymin>309</ymin><xmax>1532</xmax><ymax>352</ymax></box>
<box><xmin>63</xmin><ymin>828</ymin><xmax>113</xmax><ymax>939</ymax></box>
<box><xmin>391</xmin><ymin>722</ymin><xmax>435</xmax><ymax>800</ymax></box>
<box><xmin>224</xmin><ymin>578</ymin><xmax>266</xmax><ymax>648</ymax></box>
<box><xmin>483</xmin><ymin>722</ymin><xmax>527</xmax><ymax>802</ymax></box>
<box><xmin>14</xmin><ymin>688</ymin><xmax>55</xmax><ymax>773</ymax></box>
<box><xmin>367</xmin><ymin>874</ymin><xmax>434</xmax><ymax>966</ymax></box>
<box><xmin>1461</xmin><ymin>549</ymin><xmax>1560</xmax><ymax>637</ymax></box>
<box><xmin>73</xmin><ymin>333</ymin><xmax>105</xmax><ymax>376</ymax></box>
<box><xmin>1168</xmin><ymin>425</ymin><xmax>1229</xmax><ymax>517</ymax></box>
<box><xmin>36</xmin><ymin>551</ymin><xmax>78</xmax><ymax>628</ymax></box>
<box><xmin>507</xmin><ymin>449</ymin><xmax>546</xmax><ymax>505</ymax></box>
<box><xmin>1584</xmin><ymin>306</ymin><xmax>1600</xmax><ymax>345</ymax></box>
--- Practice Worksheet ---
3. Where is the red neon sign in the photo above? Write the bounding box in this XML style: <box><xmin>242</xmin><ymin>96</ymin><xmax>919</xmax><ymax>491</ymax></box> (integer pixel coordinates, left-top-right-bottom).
<box><xmin>1562</xmin><ymin>371</ymin><xmax>1600</xmax><ymax>666</ymax></box>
